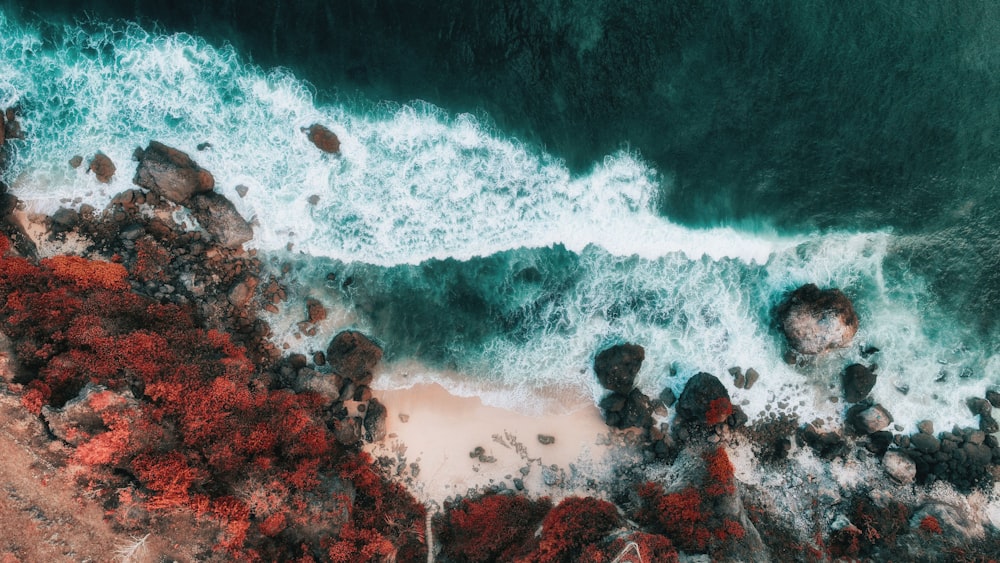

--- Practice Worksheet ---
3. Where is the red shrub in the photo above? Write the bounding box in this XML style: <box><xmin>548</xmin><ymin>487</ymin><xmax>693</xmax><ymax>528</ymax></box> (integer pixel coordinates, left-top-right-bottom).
<box><xmin>919</xmin><ymin>515</ymin><xmax>943</xmax><ymax>534</ymax></box>
<box><xmin>526</xmin><ymin>496</ymin><xmax>620</xmax><ymax>563</ymax></box>
<box><xmin>434</xmin><ymin>493</ymin><xmax>551</xmax><ymax>562</ymax></box>
<box><xmin>705</xmin><ymin>397</ymin><xmax>733</xmax><ymax>426</ymax></box>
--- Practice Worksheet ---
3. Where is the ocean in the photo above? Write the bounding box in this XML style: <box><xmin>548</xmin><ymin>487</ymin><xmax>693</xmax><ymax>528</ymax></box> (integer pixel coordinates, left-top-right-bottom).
<box><xmin>0</xmin><ymin>1</ymin><xmax>997</xmax><ymax>429</ymax></box>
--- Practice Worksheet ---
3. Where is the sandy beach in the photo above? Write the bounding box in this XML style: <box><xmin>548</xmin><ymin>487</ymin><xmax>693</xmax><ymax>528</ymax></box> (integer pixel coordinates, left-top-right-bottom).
<box><xmin>366</xmin><ymin>383</ymin><xmax>626</xmax><ymax>504</ymax></box>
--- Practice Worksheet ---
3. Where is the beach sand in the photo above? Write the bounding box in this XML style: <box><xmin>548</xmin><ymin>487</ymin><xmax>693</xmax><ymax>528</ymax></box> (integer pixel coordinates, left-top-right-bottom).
<box><xmin>365</xmin><ymin>383</ymin><xmax>628</xmax><ymax>505</ymax></box>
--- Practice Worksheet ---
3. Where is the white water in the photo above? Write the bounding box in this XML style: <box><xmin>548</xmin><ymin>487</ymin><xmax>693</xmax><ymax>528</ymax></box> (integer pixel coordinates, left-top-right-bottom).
<box><xmin>1</xmin><ymin>12</ymin><xmax>995</xmax><ymax>431</ymax></box>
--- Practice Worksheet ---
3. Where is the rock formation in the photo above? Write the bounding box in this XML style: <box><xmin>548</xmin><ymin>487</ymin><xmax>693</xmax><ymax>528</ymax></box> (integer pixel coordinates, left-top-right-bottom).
<box><xmin>776</xmin><ymin>284</ymin><xmax>858</xmax><ymax>355</ymax></box>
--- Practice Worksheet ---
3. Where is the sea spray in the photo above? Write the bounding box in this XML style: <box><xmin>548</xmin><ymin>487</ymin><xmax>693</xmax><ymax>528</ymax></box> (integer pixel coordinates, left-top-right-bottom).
<box><xmin>0</xmin><ymin>10</ymin><xmax>994</xmax><ymax>431</ymax></box>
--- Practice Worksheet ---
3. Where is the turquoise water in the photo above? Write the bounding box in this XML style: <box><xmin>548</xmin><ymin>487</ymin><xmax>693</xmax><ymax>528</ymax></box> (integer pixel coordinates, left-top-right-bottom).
<box><xmin>0</xmin><ymin>9</ymin><xmax>996</xmax><ymax>427</ymax></box>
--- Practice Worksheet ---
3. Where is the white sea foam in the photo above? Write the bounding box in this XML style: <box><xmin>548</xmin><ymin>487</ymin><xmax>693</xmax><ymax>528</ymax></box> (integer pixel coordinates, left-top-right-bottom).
<box><xmin>1</xmin><ymin>12</ymin><xmax>996</xmax><ymax>432</ymax></box>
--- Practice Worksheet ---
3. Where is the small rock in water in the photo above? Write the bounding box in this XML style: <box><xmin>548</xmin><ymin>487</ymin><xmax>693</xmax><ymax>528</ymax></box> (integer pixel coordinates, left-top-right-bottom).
<box><xmin>918</xmin><ymin>420</ymin><xmax>934</xmax><ymax>435</ymax></box>
<box><xmin>537</xmin><ymin>434</ymin><xmax>555</xmax><ymax>445</ymax></box>
<box><xmin>744</xmin><ymin>367</ymin><xmax>760</xmax><ymax>389</ymax></box>
<box><xmin>860</xmin><ymin>345</ymin><xmax>880</xmax><ymax>358</ymax></box>
<box><xmin>469</xmin><ymin>446</ymin><xmax>485</xmax><ymax>459</ymax></box>
<box><xmin>987</xmin><ymin>389</ymin><xmax>1000</xmax><ymax>409</ymax></box>
<box><xmin>69</xmin><ymin>155</ymin><xmax>83</xmax><ymax>168</ymax></box>
<box><xmin>659</xmin><ymin>387</ymin><xmax>676</xmax><ymax>408</ymax></box>
<box><xmin>303</xmin><ymin>123</ymin><xmax>341</xmax><ymax>153</ymax></box>
<box><xmin>196</xmin><ymin>141</ymin><xmax>212</xmax><ymax>151</ymax></box>
<box><xmin>235</xmin><ymin>184</ymin><xmax>249</xmax><ymax>198</ymax></box>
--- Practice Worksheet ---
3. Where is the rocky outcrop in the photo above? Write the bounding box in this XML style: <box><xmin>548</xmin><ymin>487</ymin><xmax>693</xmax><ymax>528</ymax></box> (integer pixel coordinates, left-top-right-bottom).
<box><xmin>303</xmin><ymin>123</ymin><xmax>341</xmax><ymax>153</ymax></box>
<box><xmin>593</xmin><ymin>343</ymin><xmax>644</xmax><ymax>393</ymax></box>
<box><xmin>676</xmin><ymin>372</ymin><xmax>731</xmax><ymax>426</ymax></box>
<box><xmin>88</xmin><ymin>153</ymin><xmax>116</xmax><ymax>183</ymax></box>
<box><xmin>842</xmin><ymin>363</ymin><xmax>877</xmax><ymax>402</ymax></box>
<box><xmin>41</xmin><ymin>384</ymin><xmax>134</xmax><ymax>446</ymax></box>
<box><xmin>326</xmin><ymin>330</ymin><xmax>382</xmax><ymax>386</ymax></box>
<box><xmin>188</xmin><ymin>191</ymin><xmax>253</xmax><ymax>248</ymax></box>
<box><xmin>776</xmin><ymin>284</ymin><xmax>858</xmax><ymax>355</ymax></box>
<box><xmin>600</xmin><ymin>388</ymin><xmax>654</xmax><ymax>430</ymax></box>
<box><xmin>846</xmin><ymin>403</ymin><xmax>893</xmax><ymax>435</ymax></box>
<box><xmin>133</xmin><ymin>141</ymin><xmax>215</xmax><ymax>203</ymax></box>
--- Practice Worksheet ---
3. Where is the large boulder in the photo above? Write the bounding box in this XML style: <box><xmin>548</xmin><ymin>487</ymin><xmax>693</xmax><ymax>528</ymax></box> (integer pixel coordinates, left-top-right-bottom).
<box><xmin>593</xmin><ymin>343</ymin><xmax>645</xmax><ymax>393</ymax></box>
<box><xmin>188</xmin><ymin>192</ymin><xmax>253</xmax><ymax>248</ymax></box>
<box><xmin>842</xmin><ymin>363</ymin><xmax>877</xmax><ymax>403</ymax></box>
<box><xmin>303</xmin><ymin>123</ymin><xmax>341</xmax><ymax>153</ymax></box>
<box><xmin>88</xmin><ymin>153</ymin><xmax>116</xmax><ymax>183</ymax></box>
<box><xmin>776</xmin><ymin>284</ymin><xmax>858</xmax><ymax>355</ymax></box>
<box><xmin>326</xmin><ymin>330</ymin><xmax>382</xmax><ymax>386</ymax></box>
<box><xmin>676</xmin><ymin>372</ymin><xmax>731</xmax><ymax>426</ymax></box>
<box><xmin>133</xmin><ymin>141</ymin><xmax>215</xmax><ymax>203</ymax></box>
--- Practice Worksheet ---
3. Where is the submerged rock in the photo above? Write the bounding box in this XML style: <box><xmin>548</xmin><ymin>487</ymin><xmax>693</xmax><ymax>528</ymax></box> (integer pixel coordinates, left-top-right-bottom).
<box><xmin>593</xmin><ymin>343</ymin><xmax>645</xmax><ymax>393</ymax></box>
<box><xmin>776</xmin><ymin>284</ymin><xmax>858</xmax><ymax>355</ymax></box>
<box><xmin>133</xmin><ymin>141</ymin><xmax>215</xmax><ymax>203</ymax></box>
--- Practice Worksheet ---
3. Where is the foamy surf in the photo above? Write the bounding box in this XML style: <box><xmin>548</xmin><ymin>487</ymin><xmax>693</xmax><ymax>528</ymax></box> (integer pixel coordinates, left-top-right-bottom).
<box><xmin>0</xmin><ymin>11</ymin><xmax>995</xmax><ymax>433</ymax></box>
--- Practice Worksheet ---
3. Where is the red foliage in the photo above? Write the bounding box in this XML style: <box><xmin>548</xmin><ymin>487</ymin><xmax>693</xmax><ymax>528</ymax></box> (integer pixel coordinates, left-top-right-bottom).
<box><xmin>632</xmin><ymin>447</ymin><xmax>745</xmax><ymax>554</ymax></box>
<box><xmin>919</xmin><ymin>514</ymin><xmax>943</xmax><ymax>534</ymax></box>
<box><xmin>0</xmin><ymin>250</ymin><xmax>429</xmax><ymax>559</ymax></box>
<box><xmin>705</xmin><ymin>397</ymin><xmax>733</xmax><ymax>426</ymax></box>
<box><xmin>434</xmin><ymin>493</ymin><xmax>551</xmax><ymax>562</ymax></box>
<box><xmin>703</xmin><ymin>446</ymin><xmax>736</xmax><ymax>495</ymax></box>
<box><xmin>526</xmin><ymin>496</ymin><xmax>620</xmax><ymax>563</ymax></box>
<box><xmin>42</xmin><ymin>255</ymin><xmax>128</xmax><ymax>291</ymax></box>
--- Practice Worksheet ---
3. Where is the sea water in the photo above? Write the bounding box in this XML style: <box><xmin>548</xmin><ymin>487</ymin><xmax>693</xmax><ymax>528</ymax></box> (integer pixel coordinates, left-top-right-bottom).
<box><xmin>0</xmin><ymin>9</ymin><xmax>996</xmax><ymax>430</ymax></box>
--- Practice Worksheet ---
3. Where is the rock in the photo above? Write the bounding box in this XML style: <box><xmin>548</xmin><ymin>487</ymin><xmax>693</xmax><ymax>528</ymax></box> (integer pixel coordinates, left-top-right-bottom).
<box><xmin>69</xmin><ymin>155</ymin><xmax>83</xmax><ymax>168</ymax></box>
<box><xmin>620</xmin><ymin>388</ymin><xmax>654</xmax><ymax>429</ymax></box>
<box><xmin>303</xmin><ymin>123</ymin><xmax>341</xmax><ymax>153</ymax></box>
<box><xmin>729</xmin><ymin>366</ymin><xmax>745</xmax><ymax>389</ymax></box>
<box><xmin>659</xmin><ymin>387</ymin><xmax>676</xmax><ymax>407</ymax></box>
<box><xmin>842</xmin><ymin>363</ymin><xmax>877</xmax><ymax>403</ymax></box>
<box><xmin>797</xmin><ymin>424</ymin><xmax>848</xmax><ymax>460</ymax></box>
<box><xmin>910</xmin><ymin>432</ymin><xmax>940</xmax><ymax>454</ymax></box>
<box><xmin>867</xmin><ymin>430</ymin><xmax>893</xmax><ymax>456</ymax></box>
<box><xmin>227</xmin><ymin>277</ymin><xmax>258</xmax><ymax>307</ymax></box>
<box><xmin>363</xmin><ymin>398</ymin><xmax>387</xmax><ymax>442</ymax></box>
<box><xmin>593</xmin><ymin>343</ymin><xmax>645</xmax><ymax>393</ymax></box>
<box><xmin>537</xmin><ymin>434</ymin><xmax>555</xmax><ymax>445</ymax></box>
<box><xmin>333</xmin><ymin>418</ymin><xmax>363</xmax><ymax>445</ymax></box>
<box><xmin>883</xmin><ymin>451</ymin><xmax>917</xmax><ymax>484</ymax></box>
<box><xmin>3</xmin><ymin>108</ymin><xmax>22</xmax><ymax>140</ymax></box>
<box><xmin>980</xmin><ymin>413</ymin><xmax>999</xmax><ymax>434</ymax></box>
<box><xmin>133</xmin><ymin>141</ymin><xmax>215</xmax><ymax>203</ymax></box>
<box><xmin>967</xmin><ymin>397</ymin><xmax>992</xmax><ymax>416</ymax></box>
<box><xmin>306</xmin><ymin>298</ymin><xmax>327</xmax><ymax>323</ymax></box>
<box><xmin>188</xmin><ymin>192</ymin><xmax>253</xmax><ymax>248</ymax></box>
<box><xmin>744</xmin><ymin>367</ymin><xmax>759</xmax><ymax>390</ymax></box>
<box><xmin>775</xmin><ymin>284</ymin><xmax>859</xmax><ymax>355</ymax></box>
<box><xmin>235</xmin><ymin>184</ymin><xmax>249</xmax><ymax>198</ymax></box>
<box><xmin>598</xmin><ymin>392</ymin><xmax>627</xmax><ymax>413</ymax></box>
<box><xmin>848</xmin><ymin>403</ymin><xmax>893</xmax><ymax>434</ymax></box>
<box><xmin>0</xmin><ymin>110</ymin><xmax>4</xmax><ymax>146</ymax></box>
<box><xmin>49</xmin><ymin>208</ymin><xmax>80</xmax><ymax>233</ymax></box>
<box><xmin>987</xmin><ymin>389</ymin><xmax>1000</xmax><ymax>409</ymax></box>
<box><xmin>326</xmin><ymin>330</ymin><xmax>382</xmax><ymax>385</ymax></box>
<box><xmin>197</xmin><ymin>142</ymin><xmax>212</xmax><ymax>151</ymax></box>
<box><xmin>88</xmin><ymin>153</ymin><xmax>116</xmax><ymax>183</ymax></box>
<box><xmin>918</xmin><ymin>420</ymin><xmax>934</xmax><ymax>435</ymax></box>
<box><xmin>676</xmin><ymin>372</ymin><xmax>731</xmax><ymax>426</ymax></box>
